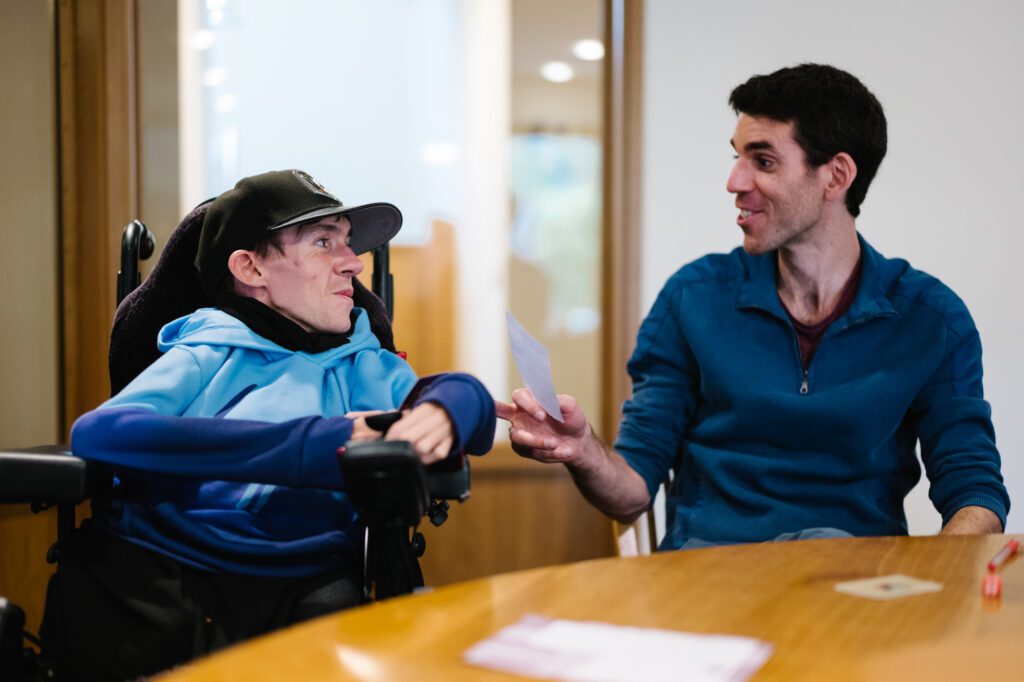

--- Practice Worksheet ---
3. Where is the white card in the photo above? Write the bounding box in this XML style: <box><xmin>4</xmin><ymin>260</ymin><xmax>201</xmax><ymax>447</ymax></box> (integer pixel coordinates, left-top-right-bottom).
<box><xmin>506</xmin><ymin>310</ymin><xmax>563</xmax><ymax>423</ymax></box>
<box><xmin>834</xmin><ymin>574</ymin><xmax>943</xmax><ymax>600</ymax></box>
<box><xmin>464</xmin><ymin>614</ymin><xmax>773</xmax><ymax>682</ymax></box>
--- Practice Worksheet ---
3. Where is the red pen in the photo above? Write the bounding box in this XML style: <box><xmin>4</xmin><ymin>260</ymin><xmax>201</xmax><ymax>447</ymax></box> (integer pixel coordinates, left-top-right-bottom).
<box><xmin>987</xmin><ymin>538</ymin><xmax>1020</xmax><ymax>573</ymax></box>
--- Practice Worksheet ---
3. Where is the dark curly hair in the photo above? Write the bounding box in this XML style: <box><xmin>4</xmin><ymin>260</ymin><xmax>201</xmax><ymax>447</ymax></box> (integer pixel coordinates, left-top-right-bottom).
<box><xmin>729</xmin><ymin>64</ymin><xmax>887</xmax><ymax>217</ymax></box>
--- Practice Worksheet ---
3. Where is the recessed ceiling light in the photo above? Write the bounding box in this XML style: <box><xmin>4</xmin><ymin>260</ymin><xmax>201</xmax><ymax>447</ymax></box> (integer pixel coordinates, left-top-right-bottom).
<box><xmin>215</xmin><ymin>93</ymin><xmax>237</xmax><ymax>113</ymax></box>
<box><xmin>202</xmin><ymin>67</ymin><xmax>226</xmax><ymax>87</ymax></box>
<box><xmin>540</xmin><ymin>61</ymin><xmax>574</xmax><ymax>83</ymax></box>
<box><xmin>190</xmin><ymin>29</ymin><xmax>215</xmax><ymax>51</ymax></box>
<box><xmin>573</xmin><ymin>39</ymin><xmax>604</xmax><ymax>61</ymax></box>
<box><xmin>421</xmin><ymin>142</ymin><xmax>460</xmax><ymax>166</ymax></box>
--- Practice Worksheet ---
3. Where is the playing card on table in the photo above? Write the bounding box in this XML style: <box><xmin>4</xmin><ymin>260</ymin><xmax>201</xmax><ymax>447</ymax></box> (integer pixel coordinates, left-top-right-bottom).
<box><xmin>834</xmin><ymin>574</ymin><xmax>943</xmax><ymax>600</ymax></box>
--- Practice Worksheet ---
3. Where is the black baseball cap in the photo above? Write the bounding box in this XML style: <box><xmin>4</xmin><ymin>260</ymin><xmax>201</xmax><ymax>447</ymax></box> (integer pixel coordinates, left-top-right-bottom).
<box><xmin>195</xmin><ymin>169</ymin><xmax>402</xmax><ymax>297</ymax></box>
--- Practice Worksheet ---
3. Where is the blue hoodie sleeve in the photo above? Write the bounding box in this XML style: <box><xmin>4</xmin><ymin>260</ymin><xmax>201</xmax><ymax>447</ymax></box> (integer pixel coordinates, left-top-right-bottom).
<box><xmin>71</xmin><ymin>408</ymin><xmax>354</xmax><ymax>490</ymax></box>
<box><xmin>408</xmin><ymin>373</ymin><xmax>496</xmax><ymax>455</ymax></box>
<box><xmin>71</xmin><ymin>344</ymin><xmax>355</xmax><ymax>490</ymax></box>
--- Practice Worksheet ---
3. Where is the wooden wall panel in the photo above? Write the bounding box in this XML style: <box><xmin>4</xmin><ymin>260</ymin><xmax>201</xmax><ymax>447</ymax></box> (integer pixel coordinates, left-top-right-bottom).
<box><xmin>387</xmin><ymin>219</ymin><xmax>456</xmax><ymax>376</ymax></box>
<box><xmin>419</xmin><ymin>443</ymin><xmax>616</xmax><ymax>586</ymax></box>
<box><xmin>0</xmin><ymin>508</ymin><xmax>57</xmax><ymax>638</ymax></box>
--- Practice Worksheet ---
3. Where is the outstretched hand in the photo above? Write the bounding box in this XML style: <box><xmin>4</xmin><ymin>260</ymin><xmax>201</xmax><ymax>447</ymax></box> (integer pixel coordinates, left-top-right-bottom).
<box><xmin>495</xmin><ymin>388</ymin><xmax>591</xmax><ymax>465</ymax></box>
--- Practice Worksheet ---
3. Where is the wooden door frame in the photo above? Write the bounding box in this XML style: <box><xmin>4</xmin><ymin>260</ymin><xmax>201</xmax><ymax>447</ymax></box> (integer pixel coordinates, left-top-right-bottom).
<box><xmin>601</xmin><ymin>0</ymin><xmax>644</xmax><ymax>445</ymax></box>
<box><xmin>58</xmin><ymin>0</ymin><xmax>140</xmax><ymax>437</ymax></box>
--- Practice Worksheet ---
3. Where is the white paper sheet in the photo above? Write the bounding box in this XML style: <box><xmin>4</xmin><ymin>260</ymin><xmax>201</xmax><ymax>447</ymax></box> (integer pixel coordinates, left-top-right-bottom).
<box><xmin>506</xmin><ymin>310</ymin><xmax>564</xmax><ymax>422</ymax></box>
<box><xmin>464</xmin><ymin>614</ymin><xmax>773</xmax><ymax>682</ymax></box>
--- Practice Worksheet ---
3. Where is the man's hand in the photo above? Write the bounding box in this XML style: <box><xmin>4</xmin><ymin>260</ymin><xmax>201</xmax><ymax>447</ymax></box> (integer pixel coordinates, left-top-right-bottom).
<box><xmin>384</xmin><ymin>403</ymin><xmax>454</xmax><ymax>465</ymax></box>
<box><xmin>495</xmin><ymin>389</ymin><xmax>591</xmax><ymax>465</ymax></box>
<box><xmin>939</xmin><ymin>505</ymin><xmax>1003</xmax><ymax>535</ymax></box>
<box><xmin>495</xmin><ymin>388</ymin><xmax>651</xmax><ymax>523</ymax></box>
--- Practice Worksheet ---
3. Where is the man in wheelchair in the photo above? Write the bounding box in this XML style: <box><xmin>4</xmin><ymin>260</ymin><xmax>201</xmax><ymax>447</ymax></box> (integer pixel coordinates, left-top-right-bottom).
<box><xmin>40</xmin><ymin>169</ymin><xmax>495</xmax><ymax>680</ymax></box>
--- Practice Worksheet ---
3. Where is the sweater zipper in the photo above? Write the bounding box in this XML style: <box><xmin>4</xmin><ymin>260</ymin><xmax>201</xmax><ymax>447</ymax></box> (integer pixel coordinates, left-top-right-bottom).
<box><xmin>787</xmin><ymin>326</ymin><xmax>809</xmax><ymax>395</ymax></box>
<box><xmin>781</xmin><ymin>299</ymin><xmax>892</xmax><ymax>397</ymax></box>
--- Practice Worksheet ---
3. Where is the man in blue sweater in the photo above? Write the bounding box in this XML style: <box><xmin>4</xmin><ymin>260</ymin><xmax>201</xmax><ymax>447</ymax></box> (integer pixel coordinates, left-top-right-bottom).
<box><xmin>497</xmin><ymin>64</ymin><xmax>1008</xmax><ymax>548</ymax></box>
<box><xmin>43</xmin><ymin>169</ymin><xmax>496</xmax><ymax>679</ymax></box>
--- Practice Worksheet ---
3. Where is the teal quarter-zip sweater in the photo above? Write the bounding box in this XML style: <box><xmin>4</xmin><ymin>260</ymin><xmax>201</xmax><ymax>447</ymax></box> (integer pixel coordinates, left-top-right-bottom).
<box><xmin>616</xmin><ymin>235</ymin><xmax>1009</xmax><ymax>549</ymax></box>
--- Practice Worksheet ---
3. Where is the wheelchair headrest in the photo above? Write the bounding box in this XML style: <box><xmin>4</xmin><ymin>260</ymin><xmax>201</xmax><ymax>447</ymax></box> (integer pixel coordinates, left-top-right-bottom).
<box><xmin>109</xmin><ymin>201</ymin><xmax>397</xmax><ymax>395</ymax></box>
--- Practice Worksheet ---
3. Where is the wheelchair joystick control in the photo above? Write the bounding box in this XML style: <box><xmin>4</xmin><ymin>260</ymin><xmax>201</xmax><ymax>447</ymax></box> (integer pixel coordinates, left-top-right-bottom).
<box><xmin>364</xmin><ymin>411</ymin><xmax>403</xmax><ymax>434</ymax></box>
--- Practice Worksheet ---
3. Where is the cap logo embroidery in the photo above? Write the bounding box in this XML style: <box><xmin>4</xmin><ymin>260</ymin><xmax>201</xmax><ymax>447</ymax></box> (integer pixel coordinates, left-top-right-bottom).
<box><xmin>292</xmin><ymin>169</ymin><xmax>339</xmax><ymax>201</ymax></box>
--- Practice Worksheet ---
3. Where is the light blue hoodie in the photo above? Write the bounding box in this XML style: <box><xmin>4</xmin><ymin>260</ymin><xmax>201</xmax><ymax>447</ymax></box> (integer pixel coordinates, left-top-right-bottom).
<box><xmin>72</xmin><ymin>307</ymin><xmax>495</xmax><ymax>576</ymax></box>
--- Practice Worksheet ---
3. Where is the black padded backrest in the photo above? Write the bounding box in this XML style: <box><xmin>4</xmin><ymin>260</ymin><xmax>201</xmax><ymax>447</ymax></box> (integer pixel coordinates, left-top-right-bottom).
<box><xmin>109</xmin><ymin>201</ymin><xmax>396</xmax><ymax>395</ymax></box>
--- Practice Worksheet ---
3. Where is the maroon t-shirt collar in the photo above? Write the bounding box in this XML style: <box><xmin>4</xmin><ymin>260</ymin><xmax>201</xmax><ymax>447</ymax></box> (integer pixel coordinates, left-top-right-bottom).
<box><xmin>779</xmin><ymin>254</ymin><xmax>863</xmax><ymax>369</ymax></box>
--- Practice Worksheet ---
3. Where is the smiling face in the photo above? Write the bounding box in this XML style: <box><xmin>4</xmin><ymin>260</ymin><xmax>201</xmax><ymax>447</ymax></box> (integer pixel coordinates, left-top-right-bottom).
<box><xmin>726</xmin><ymin>114</ymin><xmax>831</xmax><ymax>255</ymax></box>
<box><xmin>252</xmin><ymin>215</ymin><xmax>364</xmax><ymax>334</ymax></box>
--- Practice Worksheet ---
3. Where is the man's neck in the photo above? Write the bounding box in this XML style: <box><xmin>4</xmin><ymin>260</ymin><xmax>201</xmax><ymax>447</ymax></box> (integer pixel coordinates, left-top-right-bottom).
<box><xmin>775</xmin><ymin>217</ymin><xmax>860</xmax><ymax>326</ymax></box>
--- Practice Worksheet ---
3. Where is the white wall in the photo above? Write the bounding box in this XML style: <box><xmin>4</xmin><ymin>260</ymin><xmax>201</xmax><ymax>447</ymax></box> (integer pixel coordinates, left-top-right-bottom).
<box><xmin>643</xmin><ymin>0</ymin><xmax>1023</xmax><ymax>533</ymax></box>
<box><xmin>0</xmin><ymin>0</ymin><xmax>59</xmax><ymax>447</ymax></box>
<box><xmin>178</xmin><ymin>0</ymin><xmax>466</xmax><ymax>246</ymax></box>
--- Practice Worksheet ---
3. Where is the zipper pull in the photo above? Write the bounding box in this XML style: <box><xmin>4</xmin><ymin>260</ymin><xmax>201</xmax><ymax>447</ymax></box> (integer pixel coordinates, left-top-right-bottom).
<box><xmin>800</xmin><ymin>370</ymin><xmax>809</xmax><ymax>395</ymax></box>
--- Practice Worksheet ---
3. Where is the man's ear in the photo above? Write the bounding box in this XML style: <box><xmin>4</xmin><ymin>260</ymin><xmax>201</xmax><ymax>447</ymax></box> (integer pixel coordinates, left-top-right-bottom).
<box><xmin>226</xmin><ymin>249</ymin><xmax>264</xmax><ymax>288</ymax></box>
<box><xmin>824</xmin><ymin>152</ymin><xmax>857</xmax><ymax>202</ymax></box>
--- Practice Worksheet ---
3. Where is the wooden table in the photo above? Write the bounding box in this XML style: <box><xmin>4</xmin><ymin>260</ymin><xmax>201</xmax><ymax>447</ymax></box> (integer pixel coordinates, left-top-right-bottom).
<box><xmin>159</xmin><ymin>535</ymin><xmax>1023</xmax><ymax>681</ymax></box>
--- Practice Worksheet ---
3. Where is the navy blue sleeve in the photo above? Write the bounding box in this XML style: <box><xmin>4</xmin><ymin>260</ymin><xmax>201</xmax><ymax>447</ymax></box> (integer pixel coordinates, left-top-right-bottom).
<box><xmin>71</xmin><ymin>407</ymin><xmax>354</xmax><ymax>491</ymax></box>
<box><xmin>615</xmin><ymin>277</ymin><xmax>700</xmax><ymax>500</ymax></box>
<box><xmin>913</xmin><ymin>309</ymin><xmax>1010</xmax><ymax>527</ymax></box>
<box><xmin>411</xmin><ymin>373</ymin><xmax>496</xmax><ymax>455</ymax></box>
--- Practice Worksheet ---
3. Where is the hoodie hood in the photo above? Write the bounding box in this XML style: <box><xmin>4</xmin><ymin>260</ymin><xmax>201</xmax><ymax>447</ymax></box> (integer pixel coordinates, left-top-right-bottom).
<box><xmin>158</xmin><ymin>306</ymin><xmax>381</xmax><ymax>367</ymax></box>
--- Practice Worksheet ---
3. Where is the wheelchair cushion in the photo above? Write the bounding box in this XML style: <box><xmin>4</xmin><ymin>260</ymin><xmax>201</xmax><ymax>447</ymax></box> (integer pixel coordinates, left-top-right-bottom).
<box><xmin>109</xmin><ymin>202</ymin><xmax>397</xmax><ymax>395</ymax></box>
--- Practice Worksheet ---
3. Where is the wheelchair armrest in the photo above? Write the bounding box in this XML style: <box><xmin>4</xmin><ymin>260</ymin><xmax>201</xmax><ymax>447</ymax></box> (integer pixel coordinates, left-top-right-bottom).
<box><xmin>426</xmin><ymin>455</ymin><xmax>471</xmax><ymax>503</ymax></box>
<box><xmin>340</xmin><ymin>440</ymin><xmax>473</xmax><ymax>526</ymax></box>
<box><xmin>0</xmin><ymin>445</ymin><xmax>101</xmax><ymax>505</ymax></box>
